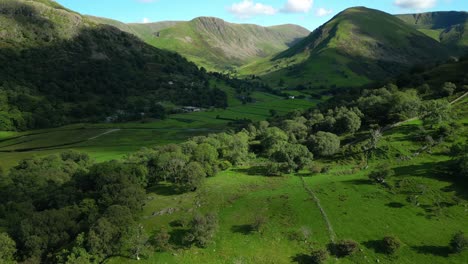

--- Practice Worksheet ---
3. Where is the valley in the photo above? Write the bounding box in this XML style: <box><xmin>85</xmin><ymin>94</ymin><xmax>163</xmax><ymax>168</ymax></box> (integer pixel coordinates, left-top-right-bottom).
<box><xmin>0</xmin><ymin>1</ymin><xmax>467</xmax><ymax>264</ymax></box>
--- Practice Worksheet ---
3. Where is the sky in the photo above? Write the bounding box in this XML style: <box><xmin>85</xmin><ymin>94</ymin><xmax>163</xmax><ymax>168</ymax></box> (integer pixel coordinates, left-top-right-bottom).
<box><xmin>55</xmin><ymin>0</ymin><xmax>467</xmax><ymax>30</ymax></box>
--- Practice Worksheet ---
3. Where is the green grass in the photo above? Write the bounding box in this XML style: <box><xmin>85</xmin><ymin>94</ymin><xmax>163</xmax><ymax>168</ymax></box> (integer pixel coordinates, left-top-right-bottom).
<box><xmin>418</xmin><ymin>29</ymin><xmax>442</xmax><ymax>42</ymax></box>
<box><xmin>107</xmin><ymin>98</ymin><xmax>468</xmax><ymax>263</ymax></box>
<box><xmin>0</xmin><ymin>92</ymin><xmax>319</xmax><ymax>170</ymax></box>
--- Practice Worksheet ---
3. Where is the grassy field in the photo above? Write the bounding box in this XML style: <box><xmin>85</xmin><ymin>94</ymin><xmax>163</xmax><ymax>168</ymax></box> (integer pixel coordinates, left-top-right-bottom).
<box><xmin>107</xmin><ymin>99</ymin><xmax>468</xmax><ymax>264</ymax></box>
<box><xmin>0</xmin><ymin>91</ymin><xmax>319</xmax><ymax>170</ymax></box>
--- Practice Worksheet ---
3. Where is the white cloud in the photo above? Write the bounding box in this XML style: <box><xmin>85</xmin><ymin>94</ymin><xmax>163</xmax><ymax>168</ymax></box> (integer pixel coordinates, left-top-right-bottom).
<box><xmin>394</xmin><ymin>0</ymin><xmax>437</xmax><ymax>9</ymax></box>
<box><xmin>315</xmin><ymin>7</ymin><xmax>333</xmax><ymax>17</ymax></box>
<box><xmin>228</xmin><ymin>0</ymin><xmax>277</xmax><ymax>19</ymax></box>
<box><xmin>281</xmin><ymin>0</ymin><xmax>313</xmax><ymax>13</ymax></box>
<box><xmin>142</xmin><ymin>17</ymin><xmax>151</xmax><ymax>23</ymax></box>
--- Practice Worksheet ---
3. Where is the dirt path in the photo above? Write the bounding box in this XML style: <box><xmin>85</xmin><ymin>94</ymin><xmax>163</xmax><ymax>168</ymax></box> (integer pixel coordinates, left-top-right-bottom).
<box><xmin>299</xmin><ymin>176</ymin><xmax>336</xmax><ymax>243</ymax></box>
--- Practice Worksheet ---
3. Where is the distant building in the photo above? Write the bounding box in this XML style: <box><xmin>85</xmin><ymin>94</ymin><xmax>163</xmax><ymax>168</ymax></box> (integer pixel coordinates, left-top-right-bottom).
<box><xmin>182</xmin><ymin>106</ymin><xmax>201</xmax><ymax>112</ymax></box>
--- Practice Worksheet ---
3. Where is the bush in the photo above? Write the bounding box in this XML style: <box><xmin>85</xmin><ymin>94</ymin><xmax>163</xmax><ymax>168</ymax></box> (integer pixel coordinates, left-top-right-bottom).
<box><xmin>334</xmin><ymin>239</ymin><xmax>359</xmax><ymax>257</ymax></box>
<box><xmin>308</xmin><ymin>162</ymin><xmax>323</xmax><ymax>174</ymax></box>
<box><xmin>310</xmin><ymin>248</ymin><xmax>329</xmax><ymax>264</ymax></box>
<box><xmin>150</xmin><ymin>229</ymin><xmax>171</xmax><ymax>252</ymax></box>
<box><xmin>218</xmin><ymin>160</ymin><xmax>232</xmax><ymax>171</ymax></box>
<box><xmin>450</xmin><ymin>231</ymin><xmax>468</xmax><ymax>253</ymax></box>
<box><xmin>381</xmin><ymin>235</ymin><xmax>401</xmax><ymax>254</ymax></box>
<box><xmin>185</xmin><ymin>213</ymin><xmax>218</xmax><ymax>248</ymax></box>
<box><xmin>369</xmin><ymin>165</ymin><xmax>394</xmax><ymax>184</ymax></box>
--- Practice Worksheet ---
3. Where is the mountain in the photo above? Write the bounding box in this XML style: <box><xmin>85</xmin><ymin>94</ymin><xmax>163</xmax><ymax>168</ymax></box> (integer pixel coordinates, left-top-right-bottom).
<box><xmin>0</xmin><ymin>0</ymin><xmax>227</xmax><ymax>131</ymax></box>
<box><xmin>396</xmin><ymin>11</ymin><xmax>468</xmax><ymax>54</ymax></box>
<box><xmin>241</xmin><ymin>7</ymin><xmax>450</xmax><ymax>89</ymax></box>
<box><xmin>90</xmin><ymin>16</ymin><xmax>310</xmax><ymax>72</ymax></box>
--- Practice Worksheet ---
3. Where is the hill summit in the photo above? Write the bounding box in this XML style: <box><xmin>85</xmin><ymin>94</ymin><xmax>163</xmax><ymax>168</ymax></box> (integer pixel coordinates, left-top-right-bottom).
<box><xmin>243</xmin><ymin>7</ymin><xmax>450</xmax><ymax>88</ymax></box>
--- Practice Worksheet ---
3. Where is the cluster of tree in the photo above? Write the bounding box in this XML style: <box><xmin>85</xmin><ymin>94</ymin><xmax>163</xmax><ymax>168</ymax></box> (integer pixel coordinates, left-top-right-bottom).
<box><xmin>0</xmin><ymin>127</ymin><xmax>260</xmax><ymax>262</ymax></box>
<box><xmin>127</xmin><ymin>131</ymin><xmax>250</xmax><ymax>191</ymax></box>
<box><xmin>0</xmin><ymin>7</ymin><xmax>228</xmax><ymax>131</ymax></box>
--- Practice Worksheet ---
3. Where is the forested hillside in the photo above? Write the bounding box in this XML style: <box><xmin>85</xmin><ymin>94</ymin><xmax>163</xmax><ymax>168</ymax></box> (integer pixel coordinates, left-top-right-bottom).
<box><xmin>0</xmin><ymin>0</ymin><xmax>227</xmax><ymax>131</ymax></box>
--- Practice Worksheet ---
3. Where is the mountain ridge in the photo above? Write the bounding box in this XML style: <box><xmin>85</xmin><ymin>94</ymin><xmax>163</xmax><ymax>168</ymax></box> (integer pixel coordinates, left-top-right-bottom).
<box><xmin>396</xmin><ymin>11</ymin><xmax>468</xmax><ymax>54</ymax></box>
<box><xmin>241</xmin><ymin>7</ymin><xmax>451</xmax><ymax>88</ymax></box>
<box><xmin>89</xmin><ymin>15</ymin><xmax>310</xmax><ymax>71</ymax></box>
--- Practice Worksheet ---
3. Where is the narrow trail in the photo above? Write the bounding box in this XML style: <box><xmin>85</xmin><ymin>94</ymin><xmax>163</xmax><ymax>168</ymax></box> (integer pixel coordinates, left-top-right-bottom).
<box><xmin>88</xmin><ymin>129</ymin><xmax>121</xmax><ymax>140</ymax></box>
<box><xmin>299</xmin><ymin>176</ymin><xmax>336</xmax><ymax>243</ymax></box>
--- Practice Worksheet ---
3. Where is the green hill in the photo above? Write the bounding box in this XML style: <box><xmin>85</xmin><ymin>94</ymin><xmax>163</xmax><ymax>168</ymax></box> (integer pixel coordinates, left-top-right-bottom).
<box><xmin>0</xmin><ymin>0</ymin><xmax>228</xmax><ymax>131</ymax></box>
<box><xmin>90</xmin><ymin>16</ymin><xmax>310</xmax><ymax>72</ymax></box>
<box><xmin>396</xmin><ymin>11</ymin><xmax>468</xmax><ymax>54</ymax></box>
<box><xmin>241</xmin><ymin>7</ymin><xmax>450</xmax><ymax>89</ymax></box>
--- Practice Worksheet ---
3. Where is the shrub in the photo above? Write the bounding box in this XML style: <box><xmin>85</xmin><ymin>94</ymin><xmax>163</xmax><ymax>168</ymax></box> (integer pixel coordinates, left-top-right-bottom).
<box><xmin>150</xmin><ymin>229</ymin><xmax>171</xmax><ymax>252</ymax></box>
<box><xmin>308</xmin><ymin>162</ymin><xmax>323</xmax><ymax>174</ymax></box>
<box><xmin>450</xmin><ymin>231</ymin><xmax>468</xmax><ymax>253</ymax></box>
<box><xmin>334</xmin><ymin>239</ymin><xmax>359</xmax><ymax>257</ymax></box>
<box><xmin>381</xmin><ymin>235</ymin><xmax>401</xmax><ymax>254</ymax></box>
<box><xmin>310</xmin><ymin>248</ymin><xmax>329</xmax><ymax>264</ymax></box>
<box><xmin>369</xmin><ymin>165</ymin><xmax>394</xmax><ymax>184</ymax></box>
<box><xmin>251</xmin><ymin>214</ymin><xmax>267</xmax><ymax>233</ymax></box>
<box><xmin>185</xmin><ymin>213</ymin><xmax>218</xmax><ymax>248</ymax></box>
<box><xmin>218</xmin><ymin>160</ymin><xmax>232</xmax><ymax>171</ymax></box>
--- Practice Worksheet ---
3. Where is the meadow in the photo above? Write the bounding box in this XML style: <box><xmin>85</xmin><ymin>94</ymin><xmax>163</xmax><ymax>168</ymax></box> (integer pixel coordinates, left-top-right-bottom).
<box><xmin>0</xmin><ymin>91</ymin><xmax>318</xmax><ymax>170</ymax></box>
<box><xmin>106</xmin><ymin>98</ymin><xmax>468</xmax><ymax>264</ymax></box>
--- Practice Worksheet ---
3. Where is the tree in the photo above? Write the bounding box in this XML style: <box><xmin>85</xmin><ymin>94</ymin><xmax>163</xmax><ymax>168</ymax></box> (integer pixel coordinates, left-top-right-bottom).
<box><xmin>310</xmin><ymin>248</ymin><xmax>329</xmax><ymax>264</ymax></box>
<box><xmin>421</xmin><ymin>100</ymin><xmax>451</xmax><ymax>128</ymax></box>
<box><xmin>281</xmin><ymin>117</ymin><xmax>308</xmax><ymax>142</ymax></box>
<box><xmin>334</xmin><ymin>239</ymin><xmax>359</xmax><ymax>257</ymax></box>
<box><xmin>389</xmin><ymin>90</ymin><xmax>421</xmax><ymax>121</ymax></box>
<box><xmin>193</xmin><ymin>143</ymin><xmax>218</xmax><ymax>165</ymax></box>
<box><xmin>450</xmin><ymin>231</ymin><xmax>468</xmax><ymax>253</ymax></box>
<box><xmin>0</xmin><ymin>232</ymin><xmax>16</xmax><ymax>263</ymax></box>
<box><xmin>369</xmin><ymin>129</ymin><xmax>382</xmax><ymax>150</ymax></box>
<box><xmin>88</xmin><ymin>205</ymin><xmax>135</xmax><ymax>259</ymax></box>
<box><xmin>56</xmin><ymin>233</ymin><xmax>94</xmax><ymax>264</ymax></box>
<box><xmin>155</xmin><ymin>151</ymin><xmax>188</xmax><ymax>182</ymax></box>
<box><xmin>178</xmin><ymin>162</ymin><xmax>206</xmax><ymax>192</ymax></box>
<box><xmin>123</xmin><ymin>225</ymin><xmax>149</xmax><ymax>260</ymax></box>
<box><xmin>334</xmin><ymin>107</ymin><xmax>363</xmax><ymax>134</ymax></box>
<box><xmin>441</xmin><ymin>82</ymin><xmax>456</xmax><ymax>96</ymax></box>
<box><xmin>307</xmin><ymin>132</ymin><xmax>340</xmax><ymax>157</ymax></box>
<box><xmin>381</xmin><ymin>235</ymin><xmax>401</xmax><ymax>255</ymax></box>
<box><xmin>272</xmin><ymin>143</ymin><xmax>313</xmax><ymax>173</ymax></box>
<box><xmin>185</xmin><ymin>213</ymin><xmax>218</xmax><ymax>248</ymax></box>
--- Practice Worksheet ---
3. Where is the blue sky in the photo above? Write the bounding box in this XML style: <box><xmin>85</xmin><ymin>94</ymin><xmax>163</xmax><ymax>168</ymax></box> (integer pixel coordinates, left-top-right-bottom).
<box><xmin>55</xmin><ymin>0</ymin><xmax>467</xmax><ymax>30</ymax></box>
